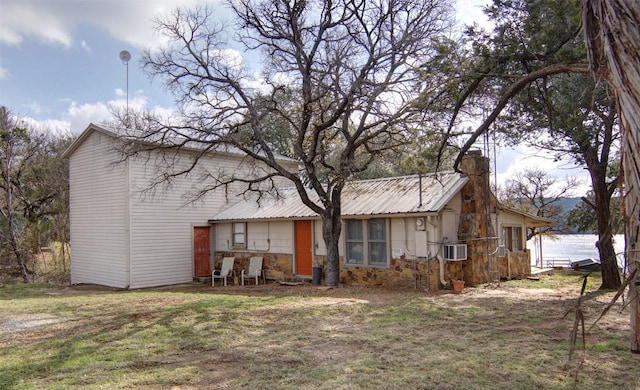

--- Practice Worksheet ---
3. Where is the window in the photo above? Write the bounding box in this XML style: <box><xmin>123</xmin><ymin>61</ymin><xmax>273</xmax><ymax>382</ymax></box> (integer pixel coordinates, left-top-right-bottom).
<box><xmin>503</xmin><ymin>226</ymin><xmax>523</xmax><ymax>251</ymax></box>
<box><xmin>346</xmin><ymin>220</ymin><xmax>364</xmax><ymax>264</ymax></box>
<box><xmin>345</xmin><ymin>219</ymin><xmax>388</xmax><ymax>266</ymax></box>
<box><xmin>232</xmin><ymin>222</ymin><xmax>246</xmax><ymax>248</ymax></box>
<box><xmin>368</xmin><ymin>219</ymin><xmax>387</xmax><ymax>265</ymax></box>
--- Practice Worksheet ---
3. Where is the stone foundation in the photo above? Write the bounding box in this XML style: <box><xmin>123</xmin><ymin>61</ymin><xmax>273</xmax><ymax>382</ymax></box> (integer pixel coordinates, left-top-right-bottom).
<box><xmin>499</xmin><ymin>250</ymin><xmax>531</xmax><ymax>279</ymax></box>
<box><xmin>214</xmin><ymin>252</ymin><xmax>293</xmax><ymax>282</ymax></box>
<box><xmin>214</xmin><ymin>250</ymin><xmax>531</xmax><ymax>289</ymax></box>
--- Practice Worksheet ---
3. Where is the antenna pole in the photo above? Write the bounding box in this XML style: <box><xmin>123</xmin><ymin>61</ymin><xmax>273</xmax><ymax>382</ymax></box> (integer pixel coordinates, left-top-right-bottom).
<box><xmin>125</xmin><ymin>60</ymin><xmax>129</xmax><ymax>121</ymax></box>
<box><xmin>119</xmin><ymin>50</ymin><xmax>132</xmax><ymax>127</ymax></box>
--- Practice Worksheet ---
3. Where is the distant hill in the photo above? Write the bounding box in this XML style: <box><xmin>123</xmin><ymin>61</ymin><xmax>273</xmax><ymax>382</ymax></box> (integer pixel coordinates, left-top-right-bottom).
<box><xmin>554</xmin><ymin>197</ymin><xmax>583</xmax><ymax>215</ymax></box>
<box><xmin>502</xmin><ymin>197</ymin><xmax>589</xmax><ymax>232</ymax></box>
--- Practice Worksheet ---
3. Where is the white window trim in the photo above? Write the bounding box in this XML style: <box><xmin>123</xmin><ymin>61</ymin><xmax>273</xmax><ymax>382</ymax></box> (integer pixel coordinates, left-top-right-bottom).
<box><xmin>232</xmin><ymin>222</ymin><xmax>247</xmax><ymax>249</ymax></box>
<box><xmin>502</xmin><ymin>225</ymin><xmax>524</xmax><ymax>252</ymax></box>
<box><xmin>344</xmin><ymin>218</ymin><xmax>390</xmax><ymax>267</ymax></box>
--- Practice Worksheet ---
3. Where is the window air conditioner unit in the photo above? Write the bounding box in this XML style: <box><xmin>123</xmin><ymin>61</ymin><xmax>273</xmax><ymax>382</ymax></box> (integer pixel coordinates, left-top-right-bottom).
<box><xmin>444</xmin><ymin>244</ymin><xmax>467</xmax><ymax>261</ymax></box>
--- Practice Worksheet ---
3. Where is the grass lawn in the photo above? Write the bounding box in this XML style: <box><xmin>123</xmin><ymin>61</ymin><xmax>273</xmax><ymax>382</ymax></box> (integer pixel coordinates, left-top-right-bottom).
<box><xmin>1</xmin><ymin>271</ymin><xmax>638</xmax><ymax>389</ymax></box>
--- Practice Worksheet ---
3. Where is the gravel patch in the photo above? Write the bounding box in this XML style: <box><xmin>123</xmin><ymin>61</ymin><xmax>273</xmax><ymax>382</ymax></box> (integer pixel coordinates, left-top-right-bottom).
<box><xmin>0</xmin><ymin>315</ymin><xmax>67</xmax><ymax>333</ymax></box>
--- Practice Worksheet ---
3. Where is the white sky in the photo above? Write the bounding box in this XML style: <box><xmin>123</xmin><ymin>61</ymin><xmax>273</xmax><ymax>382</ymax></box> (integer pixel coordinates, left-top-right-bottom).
<box><xmin>0</xmin><ymin>0</ymin><xmax>590</xmax><ymax>195</ymax></box>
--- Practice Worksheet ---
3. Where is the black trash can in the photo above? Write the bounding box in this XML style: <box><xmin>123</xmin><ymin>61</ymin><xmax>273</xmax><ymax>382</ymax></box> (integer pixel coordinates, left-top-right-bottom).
<box><xmin>312</xmin><ymin>267</ymin><xmax>322</xmax><ymax>286</ymax></box>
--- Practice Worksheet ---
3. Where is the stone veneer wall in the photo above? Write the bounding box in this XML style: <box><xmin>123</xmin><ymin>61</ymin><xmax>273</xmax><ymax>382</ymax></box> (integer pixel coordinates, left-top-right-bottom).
<box><xmin>215</xmin><ymin>251</ymin><xmax>522</xmax><ymax>290</ymax></box>
<box><xmin>314</xmin><ymin>255</ymin><xmax>477</xmax><ymax>291</ymax></box>
<box><xmin>499</xmin><ymin>250</ymin><xmax>531</xmax><ymax>279</ymax></box>
<box><xmin>215</xmin><ymin>252</ymin><xmax>293</xmax><ymax>282</ymax></box>
<box><xmin>214</xmin><ymin>251</ymin><xmax>530</xmax><ymax>290</ymax></box>
<box><xmin>458</xmin><ymin>151</ymin><xmax>497</xmax><ymax>286</ymax></box>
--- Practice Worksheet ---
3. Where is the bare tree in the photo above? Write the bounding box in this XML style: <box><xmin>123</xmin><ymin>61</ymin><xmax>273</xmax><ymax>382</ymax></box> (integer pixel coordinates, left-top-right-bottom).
<box><xmin>500</xmin><ymin>168</ymin><xmax>579</xmax><ymax>240</ymax></box>
<box><xmin>121</xmin><ymin>1</ymin><xmax>454</xmax><ymax>286</ymax></box>
<box><xmin>0</xmin><ymin>107</ymin><xmax>66</xmax><ymax>282</ymax></box>
<box><xmin>0</xmin><ymin>107</ymin><xmax>29</xmax><ymax>282</ymax></box>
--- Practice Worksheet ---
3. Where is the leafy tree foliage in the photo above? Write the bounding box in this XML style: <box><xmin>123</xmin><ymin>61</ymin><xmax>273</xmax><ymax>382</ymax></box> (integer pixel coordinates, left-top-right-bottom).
<box><xmin>567</xmin><ymin>192</ymin><xmax>623</xmax><ymax>234</ymax></box>
<box><xmin>431</xmin><ymin>0</ymin><xmax>621</xmax><ymax>289</ymax></box>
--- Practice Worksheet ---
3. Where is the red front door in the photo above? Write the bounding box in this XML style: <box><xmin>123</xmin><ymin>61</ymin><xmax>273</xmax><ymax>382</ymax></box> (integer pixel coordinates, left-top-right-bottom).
<box><xmin>193</xmin><ymin>226</ymin><xmax>211</xmax><ymax>277</ymax></box>
<box><xmin>295</xmin><ymin>220</ymin><xmax>313</xmax><ymax>275</ymax></box>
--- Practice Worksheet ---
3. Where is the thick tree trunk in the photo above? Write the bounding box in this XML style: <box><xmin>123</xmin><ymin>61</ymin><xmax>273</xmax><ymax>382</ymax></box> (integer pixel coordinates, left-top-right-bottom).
<box><xmin>592</xmin><ymin>175</ymin><xmax>621</xmax><ymax>289</ymax></box>
<box><xmin>321</xmin><ymin>185</ymin><xmax>344</xmax><ymax>287</ymax></box>
<box><xmin>583</xmin><ymin>0</ymin><xmax>640</xmax><ymax>352</ymax></box>
<box><xmin>322</xmin><ymin>214</ymin><xmax>342</xmax><ymax>287</ymax></box>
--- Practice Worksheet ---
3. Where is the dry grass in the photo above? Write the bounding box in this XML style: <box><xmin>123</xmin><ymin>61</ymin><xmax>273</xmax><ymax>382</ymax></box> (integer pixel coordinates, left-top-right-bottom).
<box><xmin>0</xmin><ymin>271</ymin><xmax>638</xmax><ymax>389</ymax></box>
<box><xmin>1</xmin><ymin>242</ymin><xmax>70</xmax><ymax>286</ymax></box>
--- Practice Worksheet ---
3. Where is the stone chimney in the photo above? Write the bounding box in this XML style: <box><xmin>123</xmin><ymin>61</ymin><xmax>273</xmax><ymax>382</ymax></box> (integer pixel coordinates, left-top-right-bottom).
<box><xmin>457</xmin><ymin>150</ymin><xmax>496</xmax><ymax>285</ymax></box>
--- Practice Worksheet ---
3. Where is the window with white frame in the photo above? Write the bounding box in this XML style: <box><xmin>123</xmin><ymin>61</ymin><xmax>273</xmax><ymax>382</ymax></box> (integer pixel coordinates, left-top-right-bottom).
<box><xmin>346</xmin><ymin>220</ymin><xmax>364</xmax><ymax>264</ymax></box>
<box><xmin>502</xmin><ymin>226</ymin><xmax>523</xmax><ymax>251</ymax></box>
<box><xmin>232</xmin><ymin>222</ymin><xmax>247</xmax><ymax>248</ymax></box>
<box><xmin>345</xmin><ymin>219</ymin><xmax>389</xmax><ymax>266</ymax></box>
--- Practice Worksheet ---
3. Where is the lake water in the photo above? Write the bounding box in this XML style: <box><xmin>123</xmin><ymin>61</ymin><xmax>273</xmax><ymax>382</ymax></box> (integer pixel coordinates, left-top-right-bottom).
<box><xmin>527</xmin><ymin>234</ymin><xmax>625</xmax><ymax>268</ymax></box>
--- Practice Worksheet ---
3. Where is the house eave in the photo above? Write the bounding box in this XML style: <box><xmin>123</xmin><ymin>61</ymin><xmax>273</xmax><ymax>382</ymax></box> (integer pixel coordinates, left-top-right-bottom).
<box><xmin>208</xmin><ymin>210</ymin><xmax>442</xmax><ymax>224</ymax></box>
<box><xmin>63</xmin><ymin>123</ymin><xmax>300</xmax><ymax>164</ymax></box>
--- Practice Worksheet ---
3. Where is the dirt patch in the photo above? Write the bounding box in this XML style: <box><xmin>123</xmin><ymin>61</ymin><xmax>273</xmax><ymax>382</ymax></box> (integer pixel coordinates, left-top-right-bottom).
<box><xmin>0</xmin><ymin>314</ymin><xmax>68</xmax><ymax>334</ymax></box>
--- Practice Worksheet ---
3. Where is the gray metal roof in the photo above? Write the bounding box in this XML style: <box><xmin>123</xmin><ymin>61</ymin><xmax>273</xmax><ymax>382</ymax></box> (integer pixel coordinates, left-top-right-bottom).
<box><xmin>210</xmin><ymin>172</ymin><xmax>469</xmax><ymax>222</ymax></box>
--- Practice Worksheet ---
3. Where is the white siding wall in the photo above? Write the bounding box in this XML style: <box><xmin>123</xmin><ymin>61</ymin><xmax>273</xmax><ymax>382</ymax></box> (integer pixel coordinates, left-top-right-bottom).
<box><xmin>313</xmin><ymin>220</ymin><xmax>327</xmax><ymax>256</ymax></box>
<box><xmin>390</xmin><ymin>218</ymin><xmax>418</xmax><ymax>258</ymax></box>
<box><xmin>127</xmin><ymin>152</ymin><xmax>264</xmax><ymax>289</ymax></box>
<box><xmin>215</xmin><ymin>222</ymin><xmax>232</xmax><ymax>251</ymax></box>
<box><xmin>215</xmin><ymin>221</ymin><xmax>294</xmax><ymax>254</ymax></box>
<box><xmin>220</xmin><ymin>214</ymin><xmax>460</xmax><ymax>265</ymax></box>
<box><xmin>441</xmin><ymin>211</ymin><xmax>458</xmax><ymax>243</ymax></box>
<box><xmin>68</xmin><ymin>132</ymin><xmax>130</xmax><ymax>288</ymax></box>
<box><xmin>497</xmin><ymin>212</ymin><xmax>526</xmax><ymax>226</ymax></box>
<box><xmin>69</xmin><ymin>127</ymin><xmax>298</xmax><ymax>289</ymax></box>
<box><xmin>310</xmin><ymin>219</ymin><xmax>345</xmax><ymax>257</ymax></box>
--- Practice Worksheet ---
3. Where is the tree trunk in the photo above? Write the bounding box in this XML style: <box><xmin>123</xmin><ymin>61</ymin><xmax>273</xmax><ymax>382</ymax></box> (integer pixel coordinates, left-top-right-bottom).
<box><xmin>2</xmin><ymin>148</ymin><xmax>29</xmax><ymax>283</ymax></box>
<box><xmin>322</xmin><ymin>214</ymin><xmax>342</xmax><ymax>287</ymax></box>
<box><xmin>7</xmin><ymin>201</ymin><xmax>29</xmax><ymax>283</ymax></box>
<box><xmin>591</xmin><ymin>165</ymin><xmax>621</xmax><ymax>289</ymax></box>
<box><xmin>12</xmin><ymin>238</ymin><xmax>29</xmax><ymax>283</ymax></box>
<box><xmin>321</xmin><ymin>185</ymin><xmax>343</xmax><ymax>287</ymax></box>
<box><xmin>7</xmin><ymin>196</ymin><xmax>29</xmax><ymax>283</ymax></box>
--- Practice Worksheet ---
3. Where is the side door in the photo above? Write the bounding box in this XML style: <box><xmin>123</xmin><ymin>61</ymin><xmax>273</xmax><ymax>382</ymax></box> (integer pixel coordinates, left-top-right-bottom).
<box><xmin>193</xmin><ymin>226</ymin><xmax>211</xmax><ymax>277</ymax></box>
<box><xmin>295</xmin><ymin>220</ymin><xmax>313</xmax><ymax>276</ymax></box>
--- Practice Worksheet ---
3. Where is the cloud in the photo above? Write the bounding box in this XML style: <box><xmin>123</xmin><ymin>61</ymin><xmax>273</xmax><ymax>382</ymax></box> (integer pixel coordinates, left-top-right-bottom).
<box><xmin>65</xmin><ymin>101</ymin><xmax>113</xmax><ymax>133</ymax></box>
<box><xmin>20</xmin><ymin>117</ymin><xmax>73</xmax><ymax>137</ymax></box>
<box><xmin>60</xmin><ymin>89</ymin><xmax>177</xmax><ymax>134</ymax></box>
<box><xmin>0</xmin><ymin>66</ymin><xmax>8</xmax><ymax>79</ymax></box>
<box><xmin>0</xmin><ymin>0</ymin><xmax>220</xmax><ymax>49</ymax></box>
<box><xmin>26</xmin><ymin>101</ymin><xmax>43</xmax><ymax>115</ymax></box>
<box><xmin>455</xmin><ymin>0</ymin><xmax>492</xmax><ymax>31</ymax></box>
<box><xmin>80</xmin><ymin>40</ymin><xmax>91</xmax><ymax>54</ymax></box>
<box><xmin>493</xmin><ymin>145</ymin><xmax>590</xmax><ymax>196</ymax></box>
<box><xmin>0</xmin><ymin>2</ymin><xmax>73</xmax><ymax>47</ymax></box>
<box><xmin>16</xmin><ymin>89</ymin><xmax>175</xmax><ymax>137</ymax></box>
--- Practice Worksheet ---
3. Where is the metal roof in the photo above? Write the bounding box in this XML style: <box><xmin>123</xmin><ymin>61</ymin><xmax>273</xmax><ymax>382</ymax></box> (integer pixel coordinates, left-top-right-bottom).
<box><xmin>210</xmin><ymin>172</ymin><xmax>469</xmax><ymax>222</ymax></box>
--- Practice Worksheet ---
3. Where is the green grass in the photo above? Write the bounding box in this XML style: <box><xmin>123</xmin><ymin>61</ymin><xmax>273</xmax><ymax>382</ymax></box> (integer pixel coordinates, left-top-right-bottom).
<box><xmin>0</xmin><ymin>272</ymin><xmax>638</xmax><ymax>389</ymax></box>
<box><xmin>507</xmin><ymin>269</ymin><xmax>604</xmax><ymax>290</ymax></box>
